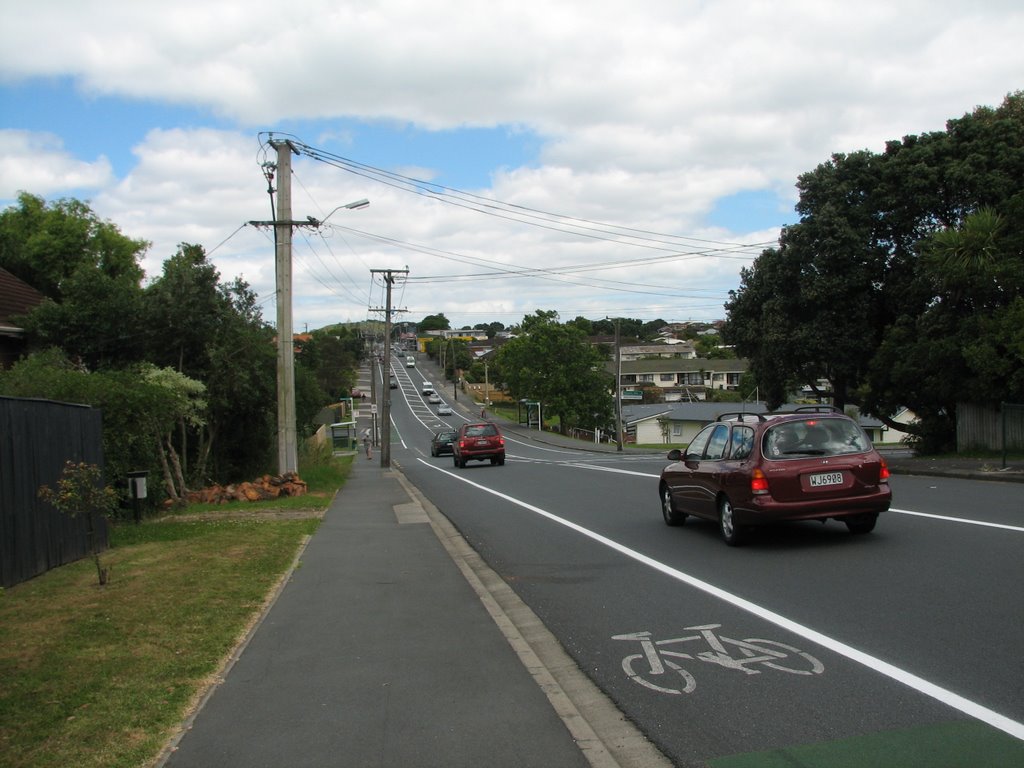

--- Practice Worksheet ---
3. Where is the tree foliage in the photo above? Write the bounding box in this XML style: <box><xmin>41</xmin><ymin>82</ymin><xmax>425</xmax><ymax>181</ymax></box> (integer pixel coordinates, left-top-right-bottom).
<box><xmin>417</xmin><ymin>313</ymin><xmax>451</xmax><ymax>332</ymax></box>
<box><xmin>0</xmin><ymin>192</ymin><xmax>147</xmax><ymax>299</ymax></box>
<box><xmin>2</xmin><ymin>193</ymin><xmax>149</xmax><ymax>369</ymax></box>
<box><xmin>1</xmin><ymin>197</ymin><xmax>362</xmax><ymax>499</ymax></box>
<box><xmin>496</xmin><ymin>312</ymin><xmax>613</xmax><ymax>432</ymax></box>
<box><xmin>724</xmin><ymin>92</ymin><xmax>1024</xmax><ymax>450</ymax></box>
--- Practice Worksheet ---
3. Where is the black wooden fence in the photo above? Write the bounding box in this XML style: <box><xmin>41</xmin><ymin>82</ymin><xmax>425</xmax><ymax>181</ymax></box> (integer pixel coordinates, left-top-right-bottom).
<box><xmin>0</xmin><ymin>396</ymin><xmax>109</xmax><ymax>588</ymax></box>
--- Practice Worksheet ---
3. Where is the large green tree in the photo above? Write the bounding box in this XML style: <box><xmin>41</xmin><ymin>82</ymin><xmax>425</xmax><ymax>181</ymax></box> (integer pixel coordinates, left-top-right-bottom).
<box><xmin>725</xmin><ymin>92</ymin><xmax>1024</xmax><ymax>448</ymax></box>
<box><xmin>144</xmin><ymin>248</ymin><xmax>280</xmax><ymax>483</ymax></box>
<box><xmin>496</xmin><ymin>312</ymin><xmax>613</xmax><ymax>432</ymax></box>
<box><xmin>0</xmin><ymin>192</ymin><xmax>147</xmax><ymax>299</ymax></box>
<box><xmin>417</xmin><ymin>313</ymin><xmax>451</xmax><ymax>332</ymax></box>
<box><xmin>296</xmin><ymin>327</ymin><xmax>363</xmax><ymax>402</ymax></box>
<box><xmin>1</xmin><ymin>193</ymin><xmax>149</xmax><ymax>369</ymax></box>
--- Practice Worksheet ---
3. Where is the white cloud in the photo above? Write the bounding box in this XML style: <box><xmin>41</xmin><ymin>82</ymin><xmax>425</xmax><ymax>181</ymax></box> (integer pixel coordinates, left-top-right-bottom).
<box><xmin>2</xmin><ymin>0</ymin><xmax>1022</xmax><ymax>328</ymax></box>
<box><xmin>0</xmin><ymin>130</ymin><xmax>113</xmax><ymax>198</ymax></box>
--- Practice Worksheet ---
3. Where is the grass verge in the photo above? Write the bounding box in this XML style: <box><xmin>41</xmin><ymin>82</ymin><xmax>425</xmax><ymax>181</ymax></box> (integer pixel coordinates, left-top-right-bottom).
<box><xmin>0</xmin><ymin>452</ymin><xmax>351</xmax><ymax>768</ymax></box>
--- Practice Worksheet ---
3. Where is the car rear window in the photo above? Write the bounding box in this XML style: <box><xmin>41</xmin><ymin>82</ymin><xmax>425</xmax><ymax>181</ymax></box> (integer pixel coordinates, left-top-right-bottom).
<box><xmin>464</xmin><ymin>424</ymin><xmax>498</xmax><ymax>438</ymax></box>
<box><xmin>763</xmin><ymin>418</ymin><xmax>871</xmax><ymax>459</ymax></box>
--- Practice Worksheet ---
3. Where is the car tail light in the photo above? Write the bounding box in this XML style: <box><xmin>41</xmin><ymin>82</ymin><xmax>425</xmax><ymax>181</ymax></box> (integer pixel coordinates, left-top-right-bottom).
<box><xmin>879</xmin><ymin>457</ymin><xmax>890</xmax><ymax>483</ymax></box>
<box><xmin>498</xmin><ymin>436</ymin><xmax>505</xmax><ymax>446</ymax></box>
<box><xmin>751</xmin><ymin>469</ymin><xmax>769</xmax><ymax>494</ymax></box>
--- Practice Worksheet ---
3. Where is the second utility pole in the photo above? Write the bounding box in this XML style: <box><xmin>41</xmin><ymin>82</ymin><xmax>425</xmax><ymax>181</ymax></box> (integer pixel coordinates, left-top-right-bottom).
<box><xmin>371</xmin><ymin>268</ymin><xmax>408</xmax><ymax>467</ymax></box>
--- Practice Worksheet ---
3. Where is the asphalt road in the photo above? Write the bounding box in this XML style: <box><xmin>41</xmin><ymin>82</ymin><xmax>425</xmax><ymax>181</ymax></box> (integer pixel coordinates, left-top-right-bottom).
<box><xmin>386</xmin><ymin>355</ymin><xmax>1024</xmax><ymax>767</ymax></box>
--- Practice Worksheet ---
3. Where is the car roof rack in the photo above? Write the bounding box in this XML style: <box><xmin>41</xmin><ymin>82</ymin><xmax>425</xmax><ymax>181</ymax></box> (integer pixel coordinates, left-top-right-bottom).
<box><xmin>791</xmin><ymin>405</ymin><xmax>844</xmax><ymax>414</ymax></box>
<box><xmin>716</xmin><ymin>411</ymin><xmax>766</xmax><ymax>423</ymax></box>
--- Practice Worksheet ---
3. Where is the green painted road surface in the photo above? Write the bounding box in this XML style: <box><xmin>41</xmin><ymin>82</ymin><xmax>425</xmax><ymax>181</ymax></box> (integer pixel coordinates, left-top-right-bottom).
<box><xmin>710</xmin><ymin>722</ymin><xmax>1024</xmax><ymax>768</ymax></box>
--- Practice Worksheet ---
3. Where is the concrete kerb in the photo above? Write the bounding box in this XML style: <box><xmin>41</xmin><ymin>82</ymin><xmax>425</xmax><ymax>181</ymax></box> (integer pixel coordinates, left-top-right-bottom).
<box><xmin>389</xmin><ymin>466</ymin><xmax>673</xmax><ymax>768</ymax></box>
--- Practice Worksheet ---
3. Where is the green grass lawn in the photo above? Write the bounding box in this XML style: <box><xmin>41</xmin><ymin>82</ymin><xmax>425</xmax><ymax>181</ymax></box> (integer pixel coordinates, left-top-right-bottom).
<box><xmin>0</xmin><ymin>453</ymin><xmax>351</xmax><ymax>768</ymax></box>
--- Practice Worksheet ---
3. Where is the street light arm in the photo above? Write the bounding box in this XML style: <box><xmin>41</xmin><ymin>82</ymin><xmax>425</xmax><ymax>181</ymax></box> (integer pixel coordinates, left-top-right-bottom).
<box><xmin>309</xmin><ymin>198</ymin><xmax>370</xmax><ymax>227</ymax></box>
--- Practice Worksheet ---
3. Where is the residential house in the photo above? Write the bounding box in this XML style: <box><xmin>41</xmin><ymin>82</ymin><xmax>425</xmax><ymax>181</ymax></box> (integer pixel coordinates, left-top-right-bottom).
<box><xmin>613</xmin><ymin>357</ymin><xmax>749</xmax><ymax>402</ymax></box>
<box><xmin>623</xmin><ymin>402</ymin><xmax>765</xmax><ymax>445</ymax></box>
<box><xmin>0</xmin><ymin>267</ymin><xmax>46</xmax><ymax>369</ymax></box>
<box><xmin>623</xmin><ymin>401</ymin><xmax>887</xmax><ymax>446</ymax></box>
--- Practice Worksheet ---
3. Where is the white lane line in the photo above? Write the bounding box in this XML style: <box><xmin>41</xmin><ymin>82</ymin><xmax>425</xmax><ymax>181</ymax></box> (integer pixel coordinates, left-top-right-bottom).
<box><xmin>540</xmin><ymin>464</ymin><xmax>1024</xmax><ymax>533</ymax></box>
<box><xmin>889</xmin><ymin>508</ymin><xmax>1024</xmax><ymax>532</ymax></box>
<box><xmin>417</xmin><ymin>458</ymin><xmax>1024</xmax><ymax>742</ymax></box>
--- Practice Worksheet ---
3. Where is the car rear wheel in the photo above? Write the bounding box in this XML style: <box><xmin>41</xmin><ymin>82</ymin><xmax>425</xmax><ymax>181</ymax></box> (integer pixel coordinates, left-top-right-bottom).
<box><xmin>845</xmin><ymin>513</ymin><xmax>878</xmax><ymax>534</ymax></box>
<box><xmin>660</xmin><ymin>485</ymin><xmax>686</xmax><ymax>526</ymax></box>
<box><xmin>719</xmin><ymin>496</ymin><xmax>746</xmax><ymax>546</ymax></box>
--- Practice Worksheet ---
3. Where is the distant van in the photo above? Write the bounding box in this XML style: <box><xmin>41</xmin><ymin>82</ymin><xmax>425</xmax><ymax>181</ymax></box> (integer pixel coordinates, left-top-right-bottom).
<box><xmin>406</xmin><ymin>355</ymin><xmax>415</xmax><ymax>368</ymax></box>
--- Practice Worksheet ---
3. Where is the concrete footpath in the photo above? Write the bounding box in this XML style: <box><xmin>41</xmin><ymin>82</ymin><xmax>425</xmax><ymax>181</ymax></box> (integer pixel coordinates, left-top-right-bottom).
<box><xmin>157</xmin><ymin>451</ymin><xmax>669</xmax><ymax>768</ymax></box>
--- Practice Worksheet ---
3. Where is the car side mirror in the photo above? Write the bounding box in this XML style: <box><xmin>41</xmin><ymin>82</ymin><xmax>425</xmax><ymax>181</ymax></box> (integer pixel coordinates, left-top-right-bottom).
<box><xmin>667</xmin><ymin>449</ymin><xmax>682</xmax><ymax>461</ymax></box>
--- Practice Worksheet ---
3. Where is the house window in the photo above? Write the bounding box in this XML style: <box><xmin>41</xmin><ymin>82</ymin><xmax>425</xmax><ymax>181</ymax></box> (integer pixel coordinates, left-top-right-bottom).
<box><xmin>640</xmin><ymin>374</ymin><xmax>654</xmax><ymax>383</ymax></box>
<box><xmin>672</xmin><ymin>424</ymin><xmax>683</xmax><ymax>436</ymax></box>
<box><xmin>659</xmin><ymin>374</ymin><xmax>674</xmax><ymax>382</ymax></box>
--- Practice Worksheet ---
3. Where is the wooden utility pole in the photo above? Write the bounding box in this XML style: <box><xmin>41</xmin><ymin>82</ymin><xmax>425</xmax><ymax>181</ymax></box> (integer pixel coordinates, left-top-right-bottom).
<box><xmin>272</xmin><ymin>140</ymin><xmax>298</xmax><ymax>475</ymax></box>
<box><xmin>370</xmin><ymin>269</ymin><xmax>408</xmax><ymax>467</ymax></box>
<box><xmin>249</xmin><ymin>140</ymin><xmax>368</xmax><ymax>475</ymax></box>
<box><xmin>614</xmin><ymin>317</ymin><xmax>623</xmax><ymax>451</ymax></box>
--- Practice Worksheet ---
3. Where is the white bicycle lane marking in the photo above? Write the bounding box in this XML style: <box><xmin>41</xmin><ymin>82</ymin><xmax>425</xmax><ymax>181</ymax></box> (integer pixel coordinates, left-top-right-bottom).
<box><xmin>417</xmin><ymin>458</ymin><xmax>1024</xmax><ymax>741</ymax></box>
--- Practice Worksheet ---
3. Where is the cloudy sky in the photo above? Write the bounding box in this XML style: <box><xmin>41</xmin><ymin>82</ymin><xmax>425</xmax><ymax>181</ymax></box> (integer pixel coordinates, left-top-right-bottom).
<box><xmin>2</xmin><ymin>1</ymin><xmax>1021</xmax><ymax>332</ymax></box>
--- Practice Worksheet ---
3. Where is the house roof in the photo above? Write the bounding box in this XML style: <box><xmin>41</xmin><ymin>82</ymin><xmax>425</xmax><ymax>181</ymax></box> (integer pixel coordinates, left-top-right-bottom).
<box><xmin>0</xmin><ymin>267</ymin><xmax>46</xmax><ymax>327</ymax></box>
<box><xmin>0</xmin><ymin>268</ymin><xmax>46</xmax><ymax>336</ymax></box>
<box><xmin>623</xmin><ymin>401</ymin><xmax>764</xmax><ymax>425</ymax></box>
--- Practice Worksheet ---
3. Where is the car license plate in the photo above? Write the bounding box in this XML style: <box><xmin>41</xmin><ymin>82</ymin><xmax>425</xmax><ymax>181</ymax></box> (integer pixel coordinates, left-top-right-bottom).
<box><xmin>810</xmin><ymin>471</ymin><xmax>844</xmax><ymax>487</ymax></box>
<box><xmin>476</xmin><ymin>439</ymin><xmax>490</xmax><ymax>446</ymax></box>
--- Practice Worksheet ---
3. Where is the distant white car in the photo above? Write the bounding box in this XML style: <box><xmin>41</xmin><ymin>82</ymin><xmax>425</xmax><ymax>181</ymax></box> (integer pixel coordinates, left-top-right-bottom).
<box><xmin>437</xmin><ymin>404</ymin><xmax>453</xmax><ymax>415</ymax></box>
<box><xmin>422</xmin><ymin>382</ymin><xmax>434</xmax><ymax>395</ymax></box>
<box><xmin>428</xmin><ymin>393</ymin><xmax>442</xmax><ymax>404</ymax></box>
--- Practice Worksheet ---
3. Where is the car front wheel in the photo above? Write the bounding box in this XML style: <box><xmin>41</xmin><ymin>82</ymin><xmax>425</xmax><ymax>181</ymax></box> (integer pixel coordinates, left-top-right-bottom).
<box><xmin>719</xmin><ymin>496</ymin><xmax>746</xmax><ymax>546</ymax></box>
<box><xmin>660</xmin><ymin>485</ymin><xmax>686</xmax><ymax>526</ymax></box>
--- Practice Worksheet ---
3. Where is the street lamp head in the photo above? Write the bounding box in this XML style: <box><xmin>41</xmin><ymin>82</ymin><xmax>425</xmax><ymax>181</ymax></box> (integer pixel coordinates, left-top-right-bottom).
<box><xmin>314</xmin><ymin>198</ymin><xmax>370</xmax><ymax>226</ymax></box>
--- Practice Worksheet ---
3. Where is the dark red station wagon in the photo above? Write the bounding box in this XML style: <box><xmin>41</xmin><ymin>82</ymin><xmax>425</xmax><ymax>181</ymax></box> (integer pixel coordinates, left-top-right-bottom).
<box><xmin>659</xmin><ymin>407</ymin><xmax>891</xmax><ymax>545</ymax></box>
<box><xmin>453</xmin><ymin>422</ymin><xmax>506</xmax><ymax>468</ymax></box>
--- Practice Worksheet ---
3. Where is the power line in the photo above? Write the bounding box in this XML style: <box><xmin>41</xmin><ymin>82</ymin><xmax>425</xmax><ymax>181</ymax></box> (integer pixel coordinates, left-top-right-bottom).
<box><xmin>286</xmin><ymin>139</ymin><xmax>772</xmax><ymax>255</ymax></box>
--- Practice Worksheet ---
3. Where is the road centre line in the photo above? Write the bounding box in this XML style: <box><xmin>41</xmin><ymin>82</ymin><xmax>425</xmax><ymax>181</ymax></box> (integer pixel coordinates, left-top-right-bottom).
<box><xmin>417</xmin><ymin>458</ymin><xmax>1024</xmax><ymax>742</ymax></box>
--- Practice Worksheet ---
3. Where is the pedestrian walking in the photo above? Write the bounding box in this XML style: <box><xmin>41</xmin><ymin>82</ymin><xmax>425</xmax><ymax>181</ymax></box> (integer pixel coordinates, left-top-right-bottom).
<box><xmin>362</xmin><ymin>428</ymin><xmax>373</xmax><ymax>460</ymax></box>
